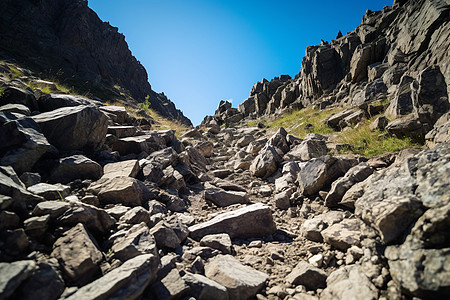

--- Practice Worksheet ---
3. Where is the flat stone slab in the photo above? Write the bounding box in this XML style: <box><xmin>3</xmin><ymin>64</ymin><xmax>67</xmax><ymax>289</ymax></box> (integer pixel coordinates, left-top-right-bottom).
<box><xmin>189</xmin><ymin>203</ymin><xmax>276</xmax><ymax>240</ymax></box>
<box><xmin>205</xmin><ymin>254</ymin><xmax>268</xmax><ymax>300</ymax></box>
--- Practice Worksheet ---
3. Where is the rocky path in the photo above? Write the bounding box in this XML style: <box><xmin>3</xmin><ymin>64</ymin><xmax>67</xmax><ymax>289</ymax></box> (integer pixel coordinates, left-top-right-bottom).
<box><xmin>1</xmin><ymin>87</ymin><xmax>449</xmax><ymax>300</ymax></box>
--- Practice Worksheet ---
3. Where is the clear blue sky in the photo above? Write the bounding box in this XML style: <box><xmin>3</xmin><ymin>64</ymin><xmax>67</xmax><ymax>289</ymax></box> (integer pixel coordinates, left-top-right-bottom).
<box><xmin>89</xmin><ymin>0</ymin><xmax>393</xmax><ymax>125</ymax></box>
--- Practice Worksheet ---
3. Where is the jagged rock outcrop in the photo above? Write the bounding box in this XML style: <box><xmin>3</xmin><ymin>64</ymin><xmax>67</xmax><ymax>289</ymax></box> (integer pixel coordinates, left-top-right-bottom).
<box><xmin>0</xmin><ymin>0</ymin><xmax>191</xmax><ymax>126</ymax></box>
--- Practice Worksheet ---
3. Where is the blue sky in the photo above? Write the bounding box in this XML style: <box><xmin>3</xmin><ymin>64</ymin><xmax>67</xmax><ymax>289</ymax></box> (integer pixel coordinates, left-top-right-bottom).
<box><xmin>89</xmin><ymin>0</ymin><xmax>393</xmax><ymax>125</ymax></box>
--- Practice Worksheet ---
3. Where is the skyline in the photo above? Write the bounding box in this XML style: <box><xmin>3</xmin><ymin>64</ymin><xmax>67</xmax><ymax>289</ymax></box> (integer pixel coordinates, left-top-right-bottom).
<box><xmin>89</xmin><ymin>0</ymin><xmax>393</xmax><ymax>125</ymax></box>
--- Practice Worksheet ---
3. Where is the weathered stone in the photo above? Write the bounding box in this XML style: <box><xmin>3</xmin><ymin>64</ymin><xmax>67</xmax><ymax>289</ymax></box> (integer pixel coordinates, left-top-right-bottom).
<box><xmin>250</xmin><ymin>145</ymin><xmax>282</xmax><ymax>179</ymax></box>
<box><xmin>195</xmin><ymin>141</ymin><xmax>214</xmax><ymax>158</ymax></box>
<box><xmin>108</xmin><ymin>222</ymin><xmax>158</xmax><ymax>262</ymax></box>
<box><xmin>189</xmin><ymin>203</ymin><xmax>277</xmax><ymax>240</ymax></box>
<box><xmin>147</xmin><ymin>147</ymin><xmax>179</xmax><ymax>169</ymax></box>
<box><xmin>386</xmin><ymin>115</ymin><xmax>424</xmax><ymax>141</ymax></box>
<box><xmin>27</xmin><ymin>183</ymin><xmax>70</xmax><ymax>200</ymax></box>
<box><xmin>321</xmin><ymin>219</ymin><xmax>362</xmax><ymax>250</ymax></box>
<box><xmin>385</xmin><ymin>203</ymin><xmax>450</xmax><ymax>297</ymax></box>
<box><xmin>19</xmin><ymin>172</ymin><xmax>41</xmax><ymax>188</ymax></box>
<box><xmin>301</xmin><ymin>216</ymin><xmax>325</xmax><ymax>242</ymax></box>
<box><xmin>32</xmin><ymin>200</ymin><xmax>70</xmax><ymax>218</ymax></box>
<box><xmin>205</xmin><ymin>255</ymin><xmax>268</xmax><ymax>300</ymax></box>
<box><xmin>284</xmin><ymin>138</ymin><xmax>328</xmax><ymax>162</ymax></box>
<box><xmin>32</xmin><ymin>105</ymin><xmax>108</xmax><ymax>151</ymax></box>
<box><xmin>0</xmin><ymin>87</ymin><xmax>38</xmax><ymax>111</ymax></box>
<box><xmin>285</xmin><ymin>261</ymin><xmax>327</xmax><ymax>290</ymax></box>
<box><xmin>183</xmin><ymin>272</ymin><xmax>229</xmax><ymax>300</ymax></box>
<box><xmin>0</xmin><ymin>112</ymin><xmax>50</xmax><ymax>174</ymax></box>
<box><xmin>325</xmin><ymin>162</ymin><xmax>373</xmax><ymax>207</ymax></box>
<box><xmin>204</xmin><ymin>187</ymin><xmax>249</xmax><ymax>207</ymax></box>
<box><xmin>297</xmin><ymin>156</ymin><xmax>357</xmax><ymax>196</ymax></box>
<box><xmin>321</xmin><ymin>265</ymin><xmax>378</xmax><ymax>300</ymax></box>
<box><xmin>118</xmin><ymin>206</ymin><xmax>150</xmax><ymax>225</ymax></box>
<box><xmin>326</xmin><ymin>109</ymin><xmax>358</xmax><ymax>129</ymax></box>
<box><xmin>200</xmin><ymin>233</ymin><xmax>232</xmax><ymax>254</ymax></box>
<box><xmin>89</xmin><ymin>176</ymin><xmax>151</xmax><ymax>206</ymax></box>
<box><xmin>0</xmin><ymin>260</ymin><xmax>36</xmax><ymax>300</ymax></box>
<box><xmin>425</xmin><ymin>112</ymin><xmax>450</xmax><ymax>146</ymax></box>
<box><xmin>14</xmin><ymin>261</ymin><xmax>65</xmax><ymax>300</ymax></box>
<box><xmin>150</xmin><ymin>221</ymin><xmax>182</xmax><ymax>249</ymax></box>
<box><xmin>66</xmin><ymin>254</ymin><xmax>159</xmax><ymax>300</ymax></box>
<box><xmin>246</xmin><ymin>138</ymin><xmax>267</xmax><ymax>154</ymax></box>
<box><xmin>49</xmin><ymin>154</ymin><xmax>103</xmax><ymax>183</ymax></box>
<box><xmin>107</xmin><ymin>125</ymin><xmax>137</xmax><ymax>138</ymax></box>
<box><xmin>102</xmin><ymin>159</ymin><xmax>140</xmax><ymax>179</ymax></box>
<box><xmin>23</xmin><ymin>214</ymin><xmax>49</xmax><ymax>236</ymax></box>
<box><xmin>369</xmin><ymin>116</ymin><xmax>388</xmax><ymax>131</ymax></box>
<box><xmin>236</xmin><ymin>135</ymin><xmax>255</xmax><ymax>148</ymax></box>
<box><xmin>37</xmin><ymin>93</ymin><xmax>93</xmax><ymax>112</ymax></box>
<box><xmin>273</xmin><ymin>189</ymin><xmax>293</xmax><ymax>210</ymax></box>
<box><xmin>99</xmin><ymin>105</ymin><xmax>130</xmax><ymax>124</ymax></box>
<box><xmin>112</xmin><ymin>131</ymin><xmax>167</xmax><ymax>155</ymax></box>
<box><xmin>0</xmin><ymin>210</ymin><xmax>20</xmax><ymax>231</ymax></box>
<box><xmin>211</xmin><ymin>168</ymin><xmax>233</xmax><ymax>179</ymax></box>
<box><xmin>51</xmin><ymin>223</ymin><xmax>102</xmax><ymax>285</ymax></box>
<box><xmin>268</xmin><ymin>127</ymin><xmax>289</xmax><ymax>154</ymax></box>
<box><xmin>150</xmin><ymin>268</ymin><xmax>189</xmax><ymax>300</ymax></box>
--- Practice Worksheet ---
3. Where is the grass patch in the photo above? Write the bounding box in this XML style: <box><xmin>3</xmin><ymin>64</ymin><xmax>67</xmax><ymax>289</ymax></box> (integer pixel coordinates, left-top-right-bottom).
<box><xmin>335</xmin><ymin>122</ymin><xmax>423</xmax><ymax>157</ymax></box>
<box><xmin>28</xmin><ymin>80</ymin><xmax>72</xmax><ymax>94</ymax></box>
<box><xmin>7</xmin><ymin>65</ymin><xmax>24</xmax><ymax>79</ymax></box>
<box><xmin>253</xmin><ymin>106</ymin><xmax>343</xmax><ymax>138</ymax></box>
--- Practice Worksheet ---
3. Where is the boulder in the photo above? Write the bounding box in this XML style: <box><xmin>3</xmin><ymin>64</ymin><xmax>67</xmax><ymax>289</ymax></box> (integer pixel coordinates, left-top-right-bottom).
<box><xmin>297</xmin><ymin>156</ymin><xmax>358</xmax><ymax>196</ymax></box>
<box><xmin>0</xmin><ymin>103</ymin><xmax>31</xmax><ymax>115</ymax></box>
<box><xmin>195</xmin><ymin>141</ymin><xmax>214</xmax><ymax>158</ymax></box>
<box><xmin>321</xmin><ymin>265</ymin><xmax>378</xmax><ymax>300</ymax></box>
<box><xmin>268</xmin><ymin>127</ymin><xmax>289</xmax><ymax>154</ymax></box>
<box><xmin>284</xmin><ymin>138</ymin><xmax>328</xmax><ymax>161</ymax></box>
<box><xmin>321</xmin><ymin>219</ymin><xmax>362</xmax><ymax>250</ymax></box>
<box><xmin>107</xmin><ymin>125</ymin><xmax>137</xmax><ymax>138</ymax></box>
<box><xmin>51</xmin><ymin>223</ymin><xmax>103</xmax><ymax>285</ymax></box>
<box><xmin>425</xmin><ymin>112</ymin><xmax>450</xmax><ymax>146</ymax></box>
<box><xmin>32</xmin><ymin>200</ymin><xmax>70</xmax><ymax>219</ymax></box>
<box><xmin>118</xmin><ymin>207</ymin><xmax>150</xmax><ymax>225</ymax></box>
<box><xmin>385</xmin><ymin>203</ymin><xmax>450</xmax><ymax>297</ymax></box>
<box><xmin>0</xmin><ymin>87</ymin><xmax>38</xmax><ymax>111</ymax></box>
<box><xmin>112</xmin><ymin>131</ymin><xmax>167</xmax><ymax>155</ymax></box>
<box><xmin>301</xmin><ymin>216</ymin><xmax>325</xmax><ymax>242</ymax></box>
<box><xmin>249</xmin><ymin>145</ymin><xmax>282</xmax><ymax>179</ymax></box>
<box><xmin>147</xmin><ymin>147</ymin><xmax>179</xmax><ymax>169</ymax></box>
<box><xmin>327</xmin><ymin>109</ymin><xmax>358</xmax><ymax>129</ymax></box>
<box><xmin>48</xmin><ymin>154</ymin><xmax>103</xmax><ymax>183</ymax></box>
<box><xmin>385</xmin><ymin>75</ymin><xmax>417</xmax><ymax>119</ymax></box>
<box><xmin>200</xmin><ymin>233</ymin><xmax>232</xmax><ymax>254</ymax></box>
<box><xmin>37</xmin><ymin>93</ymin><xmax>93</xmax><ymax>112</ymax></box>
<box><xmin>205</xmin><ymin>255</ymin><xmax>268</xmax><ymax>300</ymax></box>
<box><xmin>0</xmin><ymin>112</ymin><xmax>50</xmax><ymax>174</ymax></box>
<box><xmin>325</xmin><ymin>162</ymin><xmax>373</xmax><ymax>207</ymax></box>
<box><xmin>32</xmin><ymin>105</ymin><xmax>108</xmax><ymax>151</ymax></box>
<box><xmin>350</xmin><ymin>44</ymin><xmax>372</xmax><ymax>82</ymax></box>
<box><xmin>150</xmin><ymin>268</ymin><xmax>189</xmax><ymax>300</ymax></box>
<box><xmin>89</xmin><ymin>176</ymin><xmax>151</xmax><ymax>206</ymax></box>
<box><xmin>183</xmin><ymin>273</ymin><xmax>229</xmax><ymax>300</ymax></box>
<box><xmin>0</xmin><ymin>166</ymin><xmax>43</xmax><ymax>207</ymax></box>
<box><xmin>108</xmin><ymin>222</ymin><xmax>158</xmax><ymax>262</ymax></box>
<box><xmin>102</xmin><ymin>159</ymin><xmax>140</xmax><ymax>179</ymax></box>
<box><xmin>0</xmin><ymin>260</ymin><xmax>36</xmax><ymax>300</ymax></box>
<box><xmin>369</xmin><ymin>116</ymin><xmax>388</xmax><ymax>131</ymax></box>
<box><xmin>189</xmin><ymin>203</ymin><xmax>277</xmax><ymax>240</ymax></box>
<box><xmin>204</xmin><ymin>187</ymin><xmax>249</xmax><ymax>207</ymax></box>
<box><xmin>285</xmin><ymin>261</ymin><xmax>327</xmax><ymax>290</ymax></box>
<box><xmin>27</xmin><ymin>183</ymin><xmax>70</xmax><ymax>200</ymax></box>
<box><xmin>14</xmin><ymin>261</ymin><xmax>65</xmax><ymax>300</ymax></box>
<box><xmin>99</xmin><ymin>105</ymin><xmax>130</xmax><ymax>124</ymax></box>
<box><xmin>65</xmin><ymin>254</ymin><xmax>159</xmax><ymax>300</ymax></box>
<box><xmin>150</xmin><ymin>221</ymin><xmax>182</xmax><ymax>249</ymax></box>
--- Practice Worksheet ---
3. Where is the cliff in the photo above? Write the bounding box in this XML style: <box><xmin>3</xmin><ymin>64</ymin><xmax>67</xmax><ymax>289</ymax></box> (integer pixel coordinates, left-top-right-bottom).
<box><xmin>0</xmin><ymin>0</ymin><xmax>192</xmax><ymax>126</ymax></box>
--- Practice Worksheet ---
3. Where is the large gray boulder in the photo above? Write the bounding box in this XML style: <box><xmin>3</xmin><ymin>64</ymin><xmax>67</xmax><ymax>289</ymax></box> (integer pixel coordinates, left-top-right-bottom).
<box><xmin>285</xmin><ymin>261</ymin><xmax>327</xmax><ymax>290</ymax></box>
<box><xmin>89</xmin><ymin>176</ymin><xmax>152</xmax><ymax>206</ymax></box>
<box><xmin>355</xmin><ymin>144</ymin><xmax>449</xmax><ymax>244</ymax></box>
<box><xmin>385</xmin><ymin>202</ymin><xmax>450</xmax><ymax>298</ymax></box>
<box><xmin>205</xmin><ymin>255</ymin><xmax>268</xmax><ymax>300</ymax></box>
<box><xmin>0</xmin><ymin>260</ymin><xmax>36</xmax><ymax>300</ymax></box>
<box><xmin>0</xmin><ymin>87</ymin><xmax>38</xmax><ymax>111</ymax></box>
<box><xmin>183</xmin><ymin>273</ymin><xmax>229</xmax><ymax>300</ymax></box>
<box><xmin>108</xmin><ymin>222</ymin><xmax>158</xmax><ymax>262</ymax></box>
<box><xmin>37</xmin><ymin>93</ymin><xmax>94</xmax><ymax>112</ymax></box>
<box><xmin>0</xmin><ymin>166</ymin><xmax>43</xmax><ymax>207</ymax></box>
<box><xmin>65</xmin><ymin>254</ymin><xmax>160</xmax><ymax>300</ymax></box>
<box><xmin>204</xmin><ymin>187</ymin><xmax>249</xmax><ymax>207</ymax></box>
<box><xmin>249</xmin><ymin>145</ymin><xmax>282</xmax><ymax>178</ymax></box>
<box><xmin>297</xmin><ymin>156</ymin><xmax>358</xmax><ymax>196</ymax></box>
<box><xmin>0</xmin><ymin>112</ymin><xmax>50</xmax><ymax>174</ymax></box>
<box><xmin>48</xmin><ymin>154</ymin><xmax>103</xmax><ymax>183</ymax></box>
<box><xmin>284</xmin><ymin>137</ymin><xmax>328</xmax><ymax>162</ymax></box>
<box><xmin>321</xmin><ymin>265</ymin><xmax>378</xmax><ymax>300</ymax></box>
<box><xmin>51</xmin><ymin>223</ymin><xmax>103</xmax><ymax>285</ymax></box>
<box><xmin>32</xmin><ymin>105</ymin><xmax>108</xmax><ymax>151</ymax></box>
<box><xmin>189</xmin><ymin>203</ymin><xmax>277</xmax><ymax>240</ymax></box>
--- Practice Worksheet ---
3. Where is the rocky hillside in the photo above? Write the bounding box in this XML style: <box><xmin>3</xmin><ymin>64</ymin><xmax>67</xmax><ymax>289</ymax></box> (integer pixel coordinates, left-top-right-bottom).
<box><xmin>203</xmin><ymin>0</ymin><xmax>449</xmax><ymax>145</ymax></box>
<box><xmin>0</xmin><ymin>0</ymin><xmax>449</xmax><ymax>300</ymax></box>
<box><xmin>0</xmin><ymin>0</ymin><xmax>192</xmax><ymax>126</ymax></box>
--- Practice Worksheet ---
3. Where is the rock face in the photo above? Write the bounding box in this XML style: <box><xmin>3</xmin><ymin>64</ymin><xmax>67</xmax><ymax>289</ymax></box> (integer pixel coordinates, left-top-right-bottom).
<box><xmin>0</xmin><ymin>0</ymin><xmax>191</xmax><ymax>126</ymax></box>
